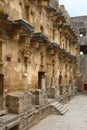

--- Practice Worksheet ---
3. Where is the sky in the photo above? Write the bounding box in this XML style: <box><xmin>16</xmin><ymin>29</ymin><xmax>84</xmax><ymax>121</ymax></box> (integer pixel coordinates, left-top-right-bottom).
<box><xmin>59</xmin><ymin>0</ymin><xmax>87</xmax><ymax>17</ymax></box>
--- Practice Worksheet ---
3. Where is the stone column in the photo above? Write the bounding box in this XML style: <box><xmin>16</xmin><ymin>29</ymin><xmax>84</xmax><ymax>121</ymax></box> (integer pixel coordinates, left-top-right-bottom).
<box><xmin>41</xmin><ymin>78</ymin><xmax>46</xmax><ymax>90</ymax></box>
<box><xmin>51</xmin><ymin>77</ymin><xmax>55</xmax><ymax>88</ymax></box>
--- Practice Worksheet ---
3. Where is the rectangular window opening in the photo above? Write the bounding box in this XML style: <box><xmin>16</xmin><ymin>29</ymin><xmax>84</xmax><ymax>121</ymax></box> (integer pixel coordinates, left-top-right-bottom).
<box><xmin>80</xmin><ymin>45</ymin><xmax>87</xmax><ymax>54</ymax></box>
<box><xmin>79</xmin><ymin>28</ymin><xmax>86</xmax><ymax>37</ymax></box>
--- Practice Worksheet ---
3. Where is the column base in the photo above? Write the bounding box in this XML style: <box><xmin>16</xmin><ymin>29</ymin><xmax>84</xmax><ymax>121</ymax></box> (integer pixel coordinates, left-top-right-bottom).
<box><xmin>47</xmin><ymin>87</ymin><xmax>59</xmax><ymax>99</ymax></box>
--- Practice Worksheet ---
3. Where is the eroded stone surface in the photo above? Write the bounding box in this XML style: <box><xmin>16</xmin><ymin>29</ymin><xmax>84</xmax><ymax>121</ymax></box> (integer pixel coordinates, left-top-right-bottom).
<box><xmin>71</xmin><ymin>16</ymin><xmax>87</xmax><ymax>91</ymax></box>
<box><xmin>0</xmin><ymin>1</ymin><xmax>80</xmax><ymax>130</ymax></box>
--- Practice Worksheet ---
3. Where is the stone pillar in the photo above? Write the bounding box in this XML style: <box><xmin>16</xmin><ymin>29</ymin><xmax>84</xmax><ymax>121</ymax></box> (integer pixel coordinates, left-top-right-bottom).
<box><xmin>47</xmin><ymin>87</ymin><xmax>58</xmax><ymax>98</ymax></box>
<box><xmin>47</xmin><ymin>77</ymin><xmax>59</xmax><ymax>98</ymax></box>
<box><xmin>32</xmin><ymin>89</ymin><xmax>47</xmax><ymax>105</ymax></box>
<box><xmin>68</xmin><ymin>83</ymin><xmax>72</xmax><ymax>95</ymax></box>
<box><xmin>41</xmin><ymin>78</ymin><xmax>46</xmax><ymax>90</ymax></box>
<box><xmin>51</xmin><ymin>77</ymin><xmax>55</xmax><ymax>88</ymax></box>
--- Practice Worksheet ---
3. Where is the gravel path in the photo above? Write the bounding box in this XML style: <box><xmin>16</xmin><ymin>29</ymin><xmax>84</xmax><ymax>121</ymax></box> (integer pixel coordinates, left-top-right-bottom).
<box><xmin>29</xmin><ymin>94</ymin><xmax>87</xmax><ymax>130</ymax></box>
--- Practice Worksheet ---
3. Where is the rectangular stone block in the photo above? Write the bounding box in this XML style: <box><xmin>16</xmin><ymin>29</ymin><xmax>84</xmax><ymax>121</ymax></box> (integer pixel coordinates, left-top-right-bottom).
<box><xmin>32</xmin><ymin>89</ymin><xmax>47</xmax><ymax>106</ymax></box>
<box><xmin>6</xmin><ymin>92</ymin><xmax>32</xmax><ymax>114</ymax></box>
<box><xmin>47</xmin><ymin>87</ymin><xmax>59</xmax><ymax>98</ymax></box>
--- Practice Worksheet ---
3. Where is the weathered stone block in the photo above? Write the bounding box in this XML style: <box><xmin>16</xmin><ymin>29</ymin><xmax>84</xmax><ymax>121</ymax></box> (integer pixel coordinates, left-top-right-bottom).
<box><xmin>32</xmin><ymin>89</ymin><xmax>47</xmax><ymax>106</ymax></box>
<box><xmin>0</xmin><ymin>114</ymin><xmax>20</xmax><ymax>130</ymax></box>
<box><xmin>6</xmin><ymin>91</ymin><xmax>32</xmax><ymax>114</ymax></box>
<box><xmin>47</xmin><ymin>87</ymin><xmax>59</xmax><ymax>98</ymax></box>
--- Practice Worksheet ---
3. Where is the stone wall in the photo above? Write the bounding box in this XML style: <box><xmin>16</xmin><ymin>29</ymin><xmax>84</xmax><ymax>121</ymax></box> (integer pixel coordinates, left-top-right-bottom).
<box><xmin>71</xmin><ymin>16</ymin><xmax>87</xmax><ymax>91</ymax></box>
<box><xmin>0</xmin><ymin>0</ymin><xmax>79</xmax><ymax>129</ymax></box>
<box><xmin>0</xmin><ymin>0</ymin><xmax>79</xmax><ymax>103</ymax></box>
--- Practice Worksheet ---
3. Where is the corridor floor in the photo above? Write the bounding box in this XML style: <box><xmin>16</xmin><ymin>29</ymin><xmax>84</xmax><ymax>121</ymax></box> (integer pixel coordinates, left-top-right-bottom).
<box><xmin>29</xmin><ymin>94</ymin><xmax>87</xmax><ymax>130</ymax></box>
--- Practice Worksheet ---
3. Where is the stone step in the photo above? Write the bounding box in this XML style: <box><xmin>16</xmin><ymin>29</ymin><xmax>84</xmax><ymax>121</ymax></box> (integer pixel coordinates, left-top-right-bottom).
<box><xmin>56</xmin><ymin>105</ymin><xmax>63</xmax><ymax>109</ymax></box>
<box><xmin>55</xmin><ymin>103</ymin><xmax>62</xmax><ymax>107</ymax></box>
<box><xmin>58</xmin><ymin>107</ymin><xmax>68</xmax><ymax>113</ymax></box>
<box><xmin>51</xmin><ymin>102</ymin><xmax>63</xmax><ymax>108</ymax></box>
<box><xmin>61</xmin><ymin>109</ymin><xmax>69</xmax><ymax>115</ymax></box>
<box><xmin>51</xmin><ymin>102</ymin><xmax>58</xmax><ymax>106</ymax></box>
<box><xmin>56</xmin><ymin>105</ymin><xmax>66</xmax><ymax>111</ymax></box>
<box><xmin>50</xmin><ymin>101</ymin><xmax>69</xmax><ymax>115</ymax></box>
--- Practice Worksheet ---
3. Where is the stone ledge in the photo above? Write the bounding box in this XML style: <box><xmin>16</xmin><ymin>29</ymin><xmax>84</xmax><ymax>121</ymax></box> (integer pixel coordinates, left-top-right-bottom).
<box><xmin>0</xmin><ymin>110</ymin><xmax>7</xmax><ymax>116</ymax></box>
<box><xmin>0</xmin><ymin>113</ymin><xmax>20</xmax><ymax>129</ymax></box>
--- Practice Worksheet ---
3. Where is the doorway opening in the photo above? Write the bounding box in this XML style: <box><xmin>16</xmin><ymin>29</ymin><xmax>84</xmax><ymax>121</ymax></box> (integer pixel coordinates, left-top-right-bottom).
<box><xmin>59</xmin><ymin>73</ymin><xmax>62</xmax><ymax>85</ymax></box>
<box><xmin>84</xmin><ymin>84</ymin><xmax>87</xmax><ymax>91</ymax></box>
<box><xmin>38</xmin><ymin>72</ymin><xmax>45</xmax><ymax>89</ymax></box>
<box><xmin>59</xmin><ymin>86</ymin><xmax>63</xmax><ymax>95</ymax></box>
<box><xmin>0</xmin><ymin>73</ymin><xmax>4</xmax><ymax>110</ymax></box>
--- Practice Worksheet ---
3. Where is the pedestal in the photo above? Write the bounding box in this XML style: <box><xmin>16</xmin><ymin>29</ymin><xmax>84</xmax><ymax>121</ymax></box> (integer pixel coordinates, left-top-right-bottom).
<box><xmin>32</xmin><ymin>89</ymin><xmax>47</xmax><ymax>106</ymax></box>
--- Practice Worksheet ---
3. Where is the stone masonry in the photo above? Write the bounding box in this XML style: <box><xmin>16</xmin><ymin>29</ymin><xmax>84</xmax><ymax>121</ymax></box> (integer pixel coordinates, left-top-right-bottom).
<box><xmin>71</xmin><ymin>16</ymin><xmax>87</xmax><ymax>91</ymax></box>
<box><xmin>0</xmin><ymin>0</ymin><xmax>80</xmax><ymax>130</ymax></box>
